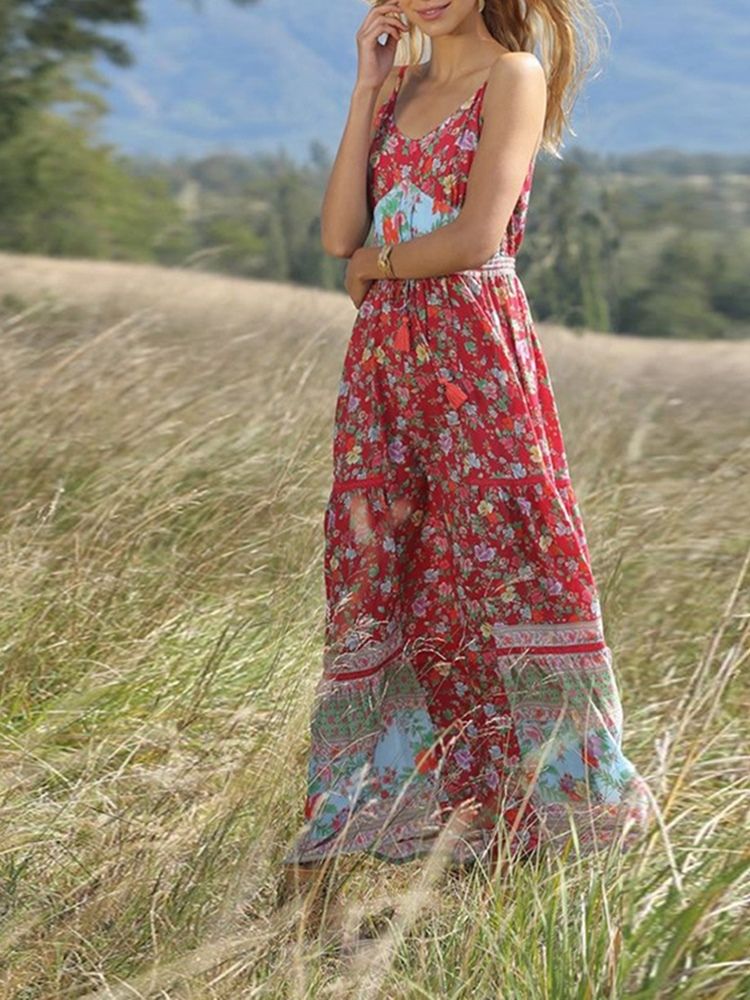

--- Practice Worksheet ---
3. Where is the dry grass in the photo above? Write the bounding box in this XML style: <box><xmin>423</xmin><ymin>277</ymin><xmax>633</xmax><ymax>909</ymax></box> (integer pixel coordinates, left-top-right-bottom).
<box><xmin>0</xmin><ymin>252</ymin><xmax>748</xmax><ymax>999</ymax></box>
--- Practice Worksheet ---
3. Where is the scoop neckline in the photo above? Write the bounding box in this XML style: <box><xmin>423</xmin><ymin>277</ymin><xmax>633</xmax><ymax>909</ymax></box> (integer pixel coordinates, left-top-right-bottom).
<box><xmin>390</xmin><ymin>65</ymin><xmax>490</xmax><ymax>144</ymax></box>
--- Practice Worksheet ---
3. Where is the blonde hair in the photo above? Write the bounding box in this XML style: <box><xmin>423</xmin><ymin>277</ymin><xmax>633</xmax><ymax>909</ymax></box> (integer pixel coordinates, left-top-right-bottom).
<box><xmin>377</xmin><ymin>0</ymin><xmax>609</xmax><ymax>156</ymax></box>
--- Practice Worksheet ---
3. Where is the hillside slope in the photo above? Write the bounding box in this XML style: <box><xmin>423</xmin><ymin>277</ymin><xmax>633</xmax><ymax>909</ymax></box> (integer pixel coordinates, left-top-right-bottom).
<box><xmin>0</xmin><ymin>252</ymin><xmax>748</xmax><ymax>994</ymax></box>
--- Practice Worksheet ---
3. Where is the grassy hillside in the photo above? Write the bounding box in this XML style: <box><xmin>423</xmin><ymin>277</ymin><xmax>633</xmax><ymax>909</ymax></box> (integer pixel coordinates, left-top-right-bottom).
<box><xmin>0</xmin><ymin>254</ymin><xmax>748</xmax><ymax>997</ymax></box>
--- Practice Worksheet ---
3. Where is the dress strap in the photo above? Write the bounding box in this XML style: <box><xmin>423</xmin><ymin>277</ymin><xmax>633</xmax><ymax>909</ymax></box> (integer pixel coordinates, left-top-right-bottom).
<box><xmin>474</xmin><ymin>76</ymin><xmax>491</xmax><ymax>129</ymax></box>
<box><xmin>373</xmin><ymin>65</ymin><xmax>407</xmax><ymax>137</ymax></box>
<box><xmin>382</xmin><ymin>65</ymin><xmax>408</xmax><ymax>129</ymax></box>
<box><xmin>392</xmin><ymin>64</ymin><xmax>408</xmax><ymax>103</ymax></box>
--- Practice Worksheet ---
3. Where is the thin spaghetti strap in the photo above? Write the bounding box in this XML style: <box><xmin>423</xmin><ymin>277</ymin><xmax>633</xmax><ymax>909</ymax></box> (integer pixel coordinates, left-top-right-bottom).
<box><xmin>382</xmin><ymin>65</ymin><xmax>408</xmax><ymax>127</ymax></box>
<box><xmin>474</xmin><ymin>76</ymin><xmax>489</xmax><ymax>129</ymax></box>
<box><xmin>393</xmin><ymin>64</ymin><xmax>407</xmax><ymax>100</ymax></box>
<box><xmin>373</xmin><ymin>66</ymin><xmax>407</xmax><ymax>137</ymax></box>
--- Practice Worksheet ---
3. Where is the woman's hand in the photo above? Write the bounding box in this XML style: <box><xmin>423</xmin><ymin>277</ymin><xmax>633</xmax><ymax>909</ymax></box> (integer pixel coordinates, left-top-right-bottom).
<box><xmin>356</xmin><ymin>1</ymin><xmax>408</xmax><ymax>91</ymax></box>
<box><xmin>345</xmin><ymin>250</ymin><xmax>374</xmax><ymax>309</ymax></box>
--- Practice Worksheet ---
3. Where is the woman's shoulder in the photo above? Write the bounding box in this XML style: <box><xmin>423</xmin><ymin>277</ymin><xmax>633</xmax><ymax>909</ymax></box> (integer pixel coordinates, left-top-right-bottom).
<box><xmin>485</xmin><ymin>50</ymin><xmax>547</xmax><ymax>88</ymax></box>
<box><xmin>479</xmin><ymin>51</ymin><xmax>547</xmax><ymax>144</ymax></box>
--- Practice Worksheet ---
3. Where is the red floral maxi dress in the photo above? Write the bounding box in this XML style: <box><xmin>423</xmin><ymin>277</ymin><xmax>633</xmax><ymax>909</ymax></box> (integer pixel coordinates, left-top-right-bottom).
<box><xmin>283</xmin><ymin>65</ymin><xmax>652</xmax><ymax>868</ymax></box>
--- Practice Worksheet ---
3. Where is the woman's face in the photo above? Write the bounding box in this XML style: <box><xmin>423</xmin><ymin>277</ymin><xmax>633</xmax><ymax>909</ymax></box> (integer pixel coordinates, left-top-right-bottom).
<box><xmin>396</xmin><ymin>0</ymin><xmax>480</xmax><ymax>36</ymax></box>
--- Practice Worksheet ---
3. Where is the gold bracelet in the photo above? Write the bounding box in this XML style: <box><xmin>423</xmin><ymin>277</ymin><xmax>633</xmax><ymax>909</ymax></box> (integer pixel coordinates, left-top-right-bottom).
<box><xmin>377</xmin><ymin>242</ymin><xmax>398</xmax><ymax>280</ymax></box>
<box><xmin>376</xmin><ymin>242</ymin><xmax>392</xmax><ymax>279</ymax></box>
<box><xmin>386</xmin><ymin>243</ymin><xmax>398</xmax><ymax>279</ymax></box>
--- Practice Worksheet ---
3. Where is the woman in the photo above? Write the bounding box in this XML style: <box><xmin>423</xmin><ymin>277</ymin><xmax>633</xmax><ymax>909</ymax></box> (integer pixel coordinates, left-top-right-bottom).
<box><xmin>281</xmin><ymin>0</ymin><xmax>652</xmax><ymax>921</ymax></box>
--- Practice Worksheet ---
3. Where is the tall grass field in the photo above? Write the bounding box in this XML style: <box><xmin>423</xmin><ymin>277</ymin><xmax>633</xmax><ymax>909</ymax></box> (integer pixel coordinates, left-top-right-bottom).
<box><xmin>0</xmin><ymin>252</ymin><xmax>748</xmax><ymax>999</ymax></box>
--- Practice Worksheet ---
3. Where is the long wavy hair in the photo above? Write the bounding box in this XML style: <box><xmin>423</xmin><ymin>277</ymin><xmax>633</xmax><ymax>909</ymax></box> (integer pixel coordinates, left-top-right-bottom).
<box><xmin>374</xmin><ymin>0</ymin><xmax>610</xmax><ymax>156</ymax></box>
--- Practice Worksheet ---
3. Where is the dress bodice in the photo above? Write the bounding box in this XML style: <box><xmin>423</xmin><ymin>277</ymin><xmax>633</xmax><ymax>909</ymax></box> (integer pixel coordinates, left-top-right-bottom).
<box><xmin>367</xmin><ymin>64</ymin><xmax>535</xmax><ymax>259</ymax></box>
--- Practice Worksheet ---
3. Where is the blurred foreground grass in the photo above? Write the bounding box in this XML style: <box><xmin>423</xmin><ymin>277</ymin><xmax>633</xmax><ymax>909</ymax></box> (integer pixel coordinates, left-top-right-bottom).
<box><xmin>0</xmin><ymin>253</ymin><xmax>749</xmax><ymax>999</ymax></box>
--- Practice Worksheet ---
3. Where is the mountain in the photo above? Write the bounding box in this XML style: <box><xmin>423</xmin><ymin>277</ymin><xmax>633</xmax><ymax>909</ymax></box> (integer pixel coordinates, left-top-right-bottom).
<box><xmin>93</xmin><ymin>0</ymin><xmax>750</xmax><ymax>160</ymax></box>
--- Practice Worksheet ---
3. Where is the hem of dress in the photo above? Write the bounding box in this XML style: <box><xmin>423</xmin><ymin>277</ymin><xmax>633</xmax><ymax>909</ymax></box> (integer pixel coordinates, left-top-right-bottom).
<box><xmin>281</xmin><ymin>823</ymin><xmax>646</xmax><ymax>870</ymax></box>
<box><xmin>280</xmin><ymin>815</ymin><xmax>501</xmax><ymax>869</ymax></box>
<box><xmin>281</xmin><ymin>779</ymin><xmax>652</xmax><ymax>869</ymax></box>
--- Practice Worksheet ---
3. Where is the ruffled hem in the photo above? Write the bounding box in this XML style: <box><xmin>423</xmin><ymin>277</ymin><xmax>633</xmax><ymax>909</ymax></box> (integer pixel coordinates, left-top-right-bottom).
<box><xmin>282</xmin><ymin>623</ymin><xmax>654</xmax><ymax>869</ymax></box>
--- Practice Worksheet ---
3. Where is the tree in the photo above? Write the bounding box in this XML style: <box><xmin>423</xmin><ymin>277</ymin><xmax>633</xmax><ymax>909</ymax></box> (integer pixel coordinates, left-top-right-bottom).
<box><xmin>0</xmin><ymin>0</ymin><xmax>260</xmax><ymax>142</ymax></box>
<box><xmin>0</xmin><ymin>1</ymin><xmax>142</xmax><ymax>142</ymax></box>
<box><xmin>0</xmin><ymin>106</ymin><xmax>188</xmax><ymax>260</ymax></box>
<box><xmin>578</xmin><ymin>210</ymin><xmax>611</xmax><ymax>333</ymax></box>
<box><xmin>619</xmin><ymin>232</ymin><xmax>727</xmax><ymax>339</ymax></box>
<box><xmin>533</xmin><ymin>161</ymin><xmax>588</xmax><ymax>329</ymax></box>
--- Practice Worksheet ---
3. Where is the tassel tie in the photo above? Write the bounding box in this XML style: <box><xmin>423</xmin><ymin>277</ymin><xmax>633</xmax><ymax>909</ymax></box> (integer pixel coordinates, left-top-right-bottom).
<box><xmin>437</xmin><ymin>375</ymin><xmax>469</xmax><ymax>409</ymax></box>
<box><xmin>393</xmin><ymin>318</ymin><xmax>411</xmax><ymax>352</ymax></box>
<box><xmin>393</xmin><ymin>278</ymin><xmax>413</xmax><ymax>352</ymax></box>
<box><xmin>392</xmin><ymin>282</ymin><xmax>468</xmax><ymax>411</ymax></box>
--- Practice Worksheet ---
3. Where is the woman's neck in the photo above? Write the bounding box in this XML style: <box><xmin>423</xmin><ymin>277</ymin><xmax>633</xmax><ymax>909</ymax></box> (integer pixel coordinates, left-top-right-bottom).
<box><xmin>422</xmin><ymin>32</ymin><xmax>501</xmax><ymax>83</ymax></box>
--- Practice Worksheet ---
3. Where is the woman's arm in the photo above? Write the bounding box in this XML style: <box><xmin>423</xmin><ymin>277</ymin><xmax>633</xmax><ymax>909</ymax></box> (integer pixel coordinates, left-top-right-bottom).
<box><xmin>321</xmin><ymin>2</ymin><xmax>406</xmax><ymax>258</ymax></box>
<box><xmin>321</xmin><ymin>73</ymin><xmax>396</xmax><ymax>257</ymax></box>
<box><xmin>349</xmin><ymin>51</ymin><xmax>547</xmax><ymax>279</ymax></box>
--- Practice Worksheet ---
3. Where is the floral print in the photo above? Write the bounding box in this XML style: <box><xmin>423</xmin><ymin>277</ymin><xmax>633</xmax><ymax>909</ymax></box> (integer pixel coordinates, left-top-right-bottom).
<box><xmin>283</xmin><ymin>65</ymin><xmax>652</xmax><ymax>869</ymax></box>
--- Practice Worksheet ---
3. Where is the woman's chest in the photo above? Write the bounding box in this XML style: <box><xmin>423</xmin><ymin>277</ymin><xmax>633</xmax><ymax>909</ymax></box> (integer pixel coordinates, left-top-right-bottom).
<box><xmin>367</xmin><ymin>115</ymin><xmax>481</xmax><ymax>244</ymax></box>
